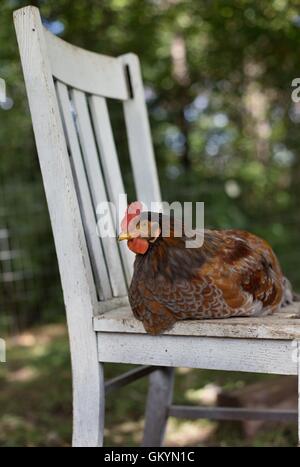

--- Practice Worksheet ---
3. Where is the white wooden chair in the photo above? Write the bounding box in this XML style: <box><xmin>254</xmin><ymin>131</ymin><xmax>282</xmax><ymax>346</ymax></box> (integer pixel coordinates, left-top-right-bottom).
<box><xmin>14</xmin><ymin>6</ymin><xmax>300</xmax><ymax>447</ymax></box>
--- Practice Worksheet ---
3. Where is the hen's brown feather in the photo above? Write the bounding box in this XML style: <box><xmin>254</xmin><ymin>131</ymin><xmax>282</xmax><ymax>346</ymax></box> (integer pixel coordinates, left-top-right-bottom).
<box><xmin>128</xmin><ymin>217</ymin><xmax>285</xmax><ymax>335</ymax></box>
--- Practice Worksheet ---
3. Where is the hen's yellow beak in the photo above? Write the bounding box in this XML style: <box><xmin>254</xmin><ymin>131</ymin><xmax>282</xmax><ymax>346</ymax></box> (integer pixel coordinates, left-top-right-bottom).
<box><xmin>118</xmin><ymin>232</ymin><xmax>132</xmax><ymax>241</ymax></box>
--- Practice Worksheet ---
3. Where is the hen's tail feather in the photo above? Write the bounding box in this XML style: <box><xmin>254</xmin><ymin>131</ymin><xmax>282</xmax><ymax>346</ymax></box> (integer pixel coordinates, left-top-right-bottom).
<box><xmin>281</xmin><ymin>277</ymin><xmax>300</xmax><ymax>307</ymax></box>
<box><xmin>292</xmin><ymin>292</ymin><xmax>300</xmax><ymax>302</ymax></box>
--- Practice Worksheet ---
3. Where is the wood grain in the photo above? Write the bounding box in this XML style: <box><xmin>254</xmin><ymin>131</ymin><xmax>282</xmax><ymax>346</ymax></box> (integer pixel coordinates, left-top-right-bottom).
<box><xmin>97</xmin><ymin>333</ymin><xmax>298</xmax><ymax>375</ymax></box>
<box><xmin>72</xmin><ymin>88</ymin><xmax>127</xmax><ymax>297</ymax></box>
<box><xmin>56</xmin><ymin>81</ymin><xmax>112</xmax><ymax>300</ymax></box>
<box><xmin>14</xmin><ymin>6</ymin><xmax>105</xmax><ymax>446</ymax></box>
<box><xmin>94</xmin><ymin>303</ymin><xmax>300</xmax><ymax>340</ymax></box>
<box><xmin>45</xmin><ymin>28</ymin><xmax>129</xmax><ymax>100</ymax></box>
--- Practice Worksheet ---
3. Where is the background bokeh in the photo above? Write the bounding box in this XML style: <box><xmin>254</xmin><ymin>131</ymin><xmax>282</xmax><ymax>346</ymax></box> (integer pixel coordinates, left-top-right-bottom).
<box><xmin>0</xmin><ymin>0</ymin><xmax>300</xmax><ymax>446</ymax></box>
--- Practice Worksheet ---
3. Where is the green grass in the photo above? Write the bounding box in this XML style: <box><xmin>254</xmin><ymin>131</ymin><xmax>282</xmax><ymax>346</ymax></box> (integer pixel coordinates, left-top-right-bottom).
<box><xmin>0</xmin><ymin>324</ymin><xmax>297</xmax><ymax>447</ymax></box>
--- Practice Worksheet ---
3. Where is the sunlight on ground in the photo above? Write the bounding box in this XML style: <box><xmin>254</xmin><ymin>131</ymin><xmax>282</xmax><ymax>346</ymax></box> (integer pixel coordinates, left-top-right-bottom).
<box><xmin>0</xmin><ymin>324</ymin><xmax>297</xmax><ymax>447</ymax></box>
<box><xmin>8</xmin><ymin>325</ymin><xmax>66</xmax><ymax>348</ymax></box>
<box><xmin>165</xmin><ymin>418</ymin><xmax>217</xmax><ymax>447</ymax></box>
<box><xmin>177</xmin><ymin>367</ymin><xmax>193</xmax><ymax>375</ymax></box>
<box><xmin>185</xmin><ymin>383</ymin><xmax>222</xmax><ymax>405</ymax></box>
<box><xmin>105</xmin><ymin>420</ymin><xmax>144</xmax><ymax>445</ymax></box>
<box><xmin>6</xmin><ymin>367</ymin><xmax>39</xmax><ymax>383</ymax></box>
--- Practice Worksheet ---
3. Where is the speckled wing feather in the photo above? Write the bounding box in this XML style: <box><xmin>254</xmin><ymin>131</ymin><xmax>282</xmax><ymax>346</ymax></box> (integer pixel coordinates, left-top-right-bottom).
<box><xmin>129</xmin><ymin>229</ymin><xmax>284</xmax><ymax>335</ymax></box>
<box><xmin>130</xmin><ymin>276</ymin><xmax>243</xmax><ymax>335</ymax></box>
<box><xmin>129</xmin><ymin>285</ymin><xmax>177</xmax><ymax>334</ymax></box>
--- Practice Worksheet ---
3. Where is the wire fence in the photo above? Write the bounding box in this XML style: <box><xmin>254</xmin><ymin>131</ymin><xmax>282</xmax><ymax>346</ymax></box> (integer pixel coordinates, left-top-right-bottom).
<box><xmin>0</xmin><ymin>179</ymin><xmax>63</xmax><ymax>334</ymax></box>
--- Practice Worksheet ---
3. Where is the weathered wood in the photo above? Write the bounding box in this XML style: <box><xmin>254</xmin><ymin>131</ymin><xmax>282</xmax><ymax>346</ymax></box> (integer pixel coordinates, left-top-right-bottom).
<box><xmin>143</xmin><ymin>367</ymin><xmax>174</xmax><ymax>447</ymax></box>
<box><xmin>96</xmin><ymin>296</ymin><xmax>129</xmax><ymax>314</ymax></box>
<box><xmin>93</xmin><ymin>303</ymin><xmax>300</xmax><ymax>340</ymax></box>
<box><xmin>105</xmin><ymin>365</ymin><xmax>158</xmax><ymax>393</ymax></box>
<box><xmin>98</xmin><ymin>363</ymin><xmax>105</xmax><ymax>447</ymax></box>
<box><xmin>120</xmin><ymin>54</ymin><xmax>161</xmax><ymax>209</ymax></box>
<box><xmin>55</xmin><ymin>81</ymin><xmax>111</xmax><ymax>300</ymax></box>
<box><xmin>97</xmin><ymin>333</ymin><xmax>298</xmax><ymax>375</ymax></box>
<box><xmin>72</xmin><ymin>88</ymin><xmax>127</xmax><ymax>297</ymax></box>
<box><xmin>14</xmin><ymin>6</ymin><xmax>104</xmax><ymax>446</ymax></box>
<box><xmin>89</xmin><ymin>95</ymin><xmax>134</xmax><ymax>283</ymax></box>
<box><xmin>44</xmin><ymin>28</ymin><xmax>129</xmax><ymax>100</ymax></box>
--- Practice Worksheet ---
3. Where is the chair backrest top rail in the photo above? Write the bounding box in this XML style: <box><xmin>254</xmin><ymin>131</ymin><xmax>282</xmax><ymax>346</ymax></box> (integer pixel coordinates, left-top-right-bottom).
<box><xmin>44</xmin><ymin>28</ymin><xmax>130</xmax><ymax>100</ymax></box>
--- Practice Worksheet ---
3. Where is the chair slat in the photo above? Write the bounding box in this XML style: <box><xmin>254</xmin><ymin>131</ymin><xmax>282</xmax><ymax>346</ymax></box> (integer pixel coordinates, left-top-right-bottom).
<box><xmin>89</xmin><ymin>95</ymin><xmax>134</xmax><ymax>283</ymax></box>
<box><xmin>71</xmin><ymin>89</ymin><xmax>127</xmax><ymax>297</ymax></box>
<box><xmin>45</xmin><ymin>29</ymin><xmax>129</xmax><ymax>100</ymax></box>
<box><xmin>120</xmin><ymin>54</ymin><xmax>162</xmax><ymax>210</ymax></box>
<box><xmin>56</xmin><ymin>81</ymin><xmax>112</xmax><ymax>300</ymax></box>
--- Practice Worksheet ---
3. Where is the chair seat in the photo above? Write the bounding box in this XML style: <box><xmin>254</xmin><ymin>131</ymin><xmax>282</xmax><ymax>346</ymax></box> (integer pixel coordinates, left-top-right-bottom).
<box><xmin>94</xmin><ymin>302</ymin><xmax>300</xmax><ymax>340</ymax></box>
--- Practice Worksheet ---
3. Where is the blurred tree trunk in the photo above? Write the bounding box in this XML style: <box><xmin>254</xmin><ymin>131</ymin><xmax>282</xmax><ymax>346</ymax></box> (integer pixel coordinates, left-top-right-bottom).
<box><xmin>171</xmin><ymin>34</ymin><xmax>191</xmax><ymax>170</ymax></box>
<box><xmin>178</xmin><ymin>106</ymin><xmax>191</xmax><ymax>170</ymax></box>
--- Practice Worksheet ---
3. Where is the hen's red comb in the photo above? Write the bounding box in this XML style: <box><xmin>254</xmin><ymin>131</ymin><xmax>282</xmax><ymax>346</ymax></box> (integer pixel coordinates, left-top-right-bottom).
<box><xmin>121</xmin><ymin>201</ymin><xmax>143</xmax><ymax>231</ymax></box>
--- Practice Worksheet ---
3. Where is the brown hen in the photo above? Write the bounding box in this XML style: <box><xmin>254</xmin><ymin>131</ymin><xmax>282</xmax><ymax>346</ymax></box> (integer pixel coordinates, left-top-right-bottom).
<box><xmin>118</xmin><ymin>202</ymin><xmax>291</xmax><ymax>335</ymax></box>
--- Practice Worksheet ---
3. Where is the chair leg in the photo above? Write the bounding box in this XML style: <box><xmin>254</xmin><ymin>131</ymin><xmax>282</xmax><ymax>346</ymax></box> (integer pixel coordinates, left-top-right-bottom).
<box><xmin>72</xmin><ymin>362</ymin><xmax>105</xmax><ymax>447</ymax></box>
<box><xmin>142</xmin><ymin>367</ymin><xmax>174</xmax><ymax>447</ymax></box>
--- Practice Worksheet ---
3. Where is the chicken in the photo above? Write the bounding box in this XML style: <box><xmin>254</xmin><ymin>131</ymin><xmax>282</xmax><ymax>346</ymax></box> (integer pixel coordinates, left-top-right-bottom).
<box><xmin>118</xmin><ymin>201</ymin><xmax>292</xmax><ymax>335</ymax></box>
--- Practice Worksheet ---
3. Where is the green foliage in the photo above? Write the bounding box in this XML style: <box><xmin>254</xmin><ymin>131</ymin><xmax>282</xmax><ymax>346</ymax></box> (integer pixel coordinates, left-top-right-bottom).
<box><xmin>1</xmin><ymin>2</ymin><xmax>300</xmax><ymax>446</ymax></box>
<box><xmin>0</xmin><ymin>326</ymin><xmax>297</xmax><ymax>446</ymax></box>
<box><xmin>1</xmin><ymin>0</ymin><xmax>300</xmax><ymax>332</ymax></box>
